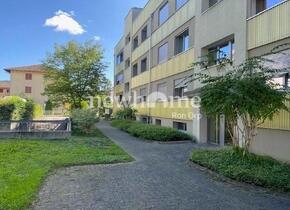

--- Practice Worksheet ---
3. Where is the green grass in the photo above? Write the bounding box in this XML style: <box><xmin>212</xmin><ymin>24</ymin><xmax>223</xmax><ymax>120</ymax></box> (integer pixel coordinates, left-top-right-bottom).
<box><xmin>191</xmin><ymin>148</ymin><xmax>290</xmax><ymax>192</ymax></box>
<box><xmin>0</xmin><ymin>129</ymin><xmax>133</xmax><ymax>210</ymax></box>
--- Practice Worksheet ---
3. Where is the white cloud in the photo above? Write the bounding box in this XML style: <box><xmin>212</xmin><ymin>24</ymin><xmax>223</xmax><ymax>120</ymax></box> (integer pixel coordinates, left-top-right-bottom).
<box><xmin>44</xmin><ymin>10</ymin><xmax>85</xmax><ymax>35</ymax></box>
<box><xmin>94</xmin><ymin>36</ymin><xmax>102</xmax><ymax>41</ymax></box>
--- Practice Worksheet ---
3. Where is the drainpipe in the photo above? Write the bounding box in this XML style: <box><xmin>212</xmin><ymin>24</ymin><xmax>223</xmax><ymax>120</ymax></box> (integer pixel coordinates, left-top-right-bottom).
<box><xmin>148</xmin><ymin>13</ymin><xmax>154</xmax><ymax>123</ymax></box>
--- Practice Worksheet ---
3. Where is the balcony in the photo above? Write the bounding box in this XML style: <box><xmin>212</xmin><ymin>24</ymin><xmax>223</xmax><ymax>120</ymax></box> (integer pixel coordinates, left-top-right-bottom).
<box><xmin>247</xmin><ymin>0</ymin><xmax>290</xmax><ymax>50</ymax></box>
<box><xmin>260</xmin><ymin>98</ymin><xmax>290</xmax><ymax>130</ymax></box>
<box><xmin>133</xmin><ymin>99</ymin><xmax>194</xmax><ymax>120</ymax></box>
<box><xmin>114</xmin><ymin>84</ymin><xmax>124</xmax><ymax>95</ymax></box>
<box><xmin>131</xmin><ymin>70</ymin><xmax>150</xmax><ymax>89</ymax></box>
<box><xmin>151</xmin><ymin>48</ymin><xmax>194</xmax><ymax>82</ymax></box>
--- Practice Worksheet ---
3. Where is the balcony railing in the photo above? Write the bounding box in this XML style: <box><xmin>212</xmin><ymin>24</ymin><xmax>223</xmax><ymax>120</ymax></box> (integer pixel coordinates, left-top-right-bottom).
<box><xmin>247</xmin><ymin>0</ymin><xmax>290</xmax><ymax>50</ymax></box>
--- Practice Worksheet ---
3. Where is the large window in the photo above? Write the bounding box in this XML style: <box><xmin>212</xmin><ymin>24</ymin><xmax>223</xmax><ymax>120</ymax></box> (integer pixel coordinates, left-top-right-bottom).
<box><xmin>139</xmin><ymin>88</ymin><xmax>147</xmax><ymax>102</ymax></box>
<box><xmin>255</xmin><ymin>0</ymin><xmax>284</xmax><ymax>14</ymax></box>
<box><xmin>207</xmin><ymin>40</ymin><xmax>235</xmax><ymax>66</ymax></box>
<box><xmin>125</xmin><ymin>82</ymin><xmax>130</xmax><ymax>92</ymax></box>
<box><xmin>125</xmin><ymin>58</ymin><xmax>130</xmax><ymax>69</ymax></box>
<box><xmin>263</xmin><ymin>48</ymin><xmax>290</xmax><ymax>90</ymax></box>
<box><xmin>176</xmin><ymin>0</ymin><xmax>188</xmax><ymax>10</ymax></box>
<box><xmin>174</xmin><ymin>78</ymin><xmax>189</xmax><ymax>98</ymax></box>
<box><xmin>175</xmin><ymin>29</ymin><xmax>189</xmax><ymax>55</ymax></box>
<box><xmin>133</xmin><ymin>36</ymin><xmax>138</xmax><ymax>50</ymax></box>
<box><xmin>116</xmin><ymin>73</ymin><xmax>124</xmax><ymax>85</ymax></box>
<box><xmin>132</xmin><ymin>64</ymin><xmax>138</xmax><ymax>77</ymax></box>
<box><xmin>173</xmin><ymin>121</ymin><xmax>187</xmax><ymax>131</ymax></box>
<box><xmin>141</xmin><ymin>25</ymin><xmax>148</xmax><ymax>42</ymax></box>
<box><xmin>141</xmin><ymin>58</ymin><xmax>147</xmax><ymax>73</ymax></box>
<box><xmin>157</xmin><ymin>82</ymin><xmax>167</xmax><ymax>101</ymax></box>
<box><xmin>116</xmin><ymin>52</ymin><xmax>124</xmax><ymax>65</ymax></box>
<box><xmin>158</xmin><ymin>43</ymin><xmax>168</xmax><ymax>64</ymax></box>
<box><xmin>159</xmin><ymin>2</ymin><xmax>169</xmax><ymax>25</ymax></box>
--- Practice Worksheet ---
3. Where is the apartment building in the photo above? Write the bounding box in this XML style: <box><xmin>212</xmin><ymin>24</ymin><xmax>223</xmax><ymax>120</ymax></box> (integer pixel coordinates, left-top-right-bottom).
<box><xmin>114</xmin><ymin>0</ymin><xmax>290</xmax><ymax>161</ymax></box>
<box><xmin>4</xmin><ymin>64</ymin><xmax>47</xmax><ymax>105</ymax></box>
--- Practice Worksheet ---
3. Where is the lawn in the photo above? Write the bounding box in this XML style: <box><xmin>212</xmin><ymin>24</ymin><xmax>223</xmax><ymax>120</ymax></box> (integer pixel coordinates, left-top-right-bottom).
<box><xmin>191</xmin><ymin>148</ymin><xmax>290</xmax><ymax>192</ymax></box>
<box><xmin>0</xmin><ymin>129</ymin><xmax>133</xmax><ymax>210</ymax></box>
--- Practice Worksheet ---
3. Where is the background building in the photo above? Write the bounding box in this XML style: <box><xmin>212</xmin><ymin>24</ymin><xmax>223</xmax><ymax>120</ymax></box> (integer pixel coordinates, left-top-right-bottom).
<box><xmin>4</xmin><ymin>64</ymin><xmax>47</xmax><ymax>106</ymax></box>
<box><xmin>114</xmin><ymin>0</ymin><xmax>290</xmax><ymax>162</ymax></box>
<box><xmin>0</xmin><ymin>81</ymin><xmax>10</xmax><ymax>97</ymax></box>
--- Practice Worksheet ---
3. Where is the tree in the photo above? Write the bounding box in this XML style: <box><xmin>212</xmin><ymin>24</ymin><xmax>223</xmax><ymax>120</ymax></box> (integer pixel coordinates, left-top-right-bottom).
<box><xmin>193</xmin><ymin>46</ymin><xmax>290</xmax><ymax>152</ymax></box>
<box><xmin>43</xmin><ymin>41</ymin><xmax>108</xmax><ymax>109</ymax></box>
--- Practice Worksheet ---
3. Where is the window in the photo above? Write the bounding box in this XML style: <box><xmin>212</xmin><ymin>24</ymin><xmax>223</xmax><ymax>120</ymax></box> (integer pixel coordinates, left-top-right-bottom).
<box><xmin>25</xmin><ymin>73</ymin><xmax>32</xmax><ymax>80</ymax></box>
<box><xmin>255</xmin><ymin>0</ymin><xmax>283</xmax><ymax>14</ymax></box>
<box><xmin>271</xmin><ymin>74</ymin><xmax>289</xmax><ymax>89</ymax></box>
<box><xmin>207</xmin><ymin>40</ymin><xmax>235</xmax><ymax>66</ymax></box>
<box><xmin>202</xmin><ymin>0</ymin><xmax>220</xmax><ymax>12</ymax></box>
<box><xmin>176</xmin><ymin>0</ymin><xmax>188</xmax><ymax>10</ymax></box>
<box><xmin>141</xmin><ymin>25</ymin><xmax>148</xmax><ymax>42</ymax></box>
<box><xmin>116</xmin><ymin>73</ymin><xmax>124</xmax><ymax>85</ymax></box>
<box><xmin>209</xmin><ymin>0</ymin><xmax>218</xmax><ymax>7</ymax></box>
<box><xmin>133</xmin><ymin>36</ymin><xmax>138</xmax><ymax>50</ymax></box>
<box><xmin>173</xmin><ymin>121</ymin><xmax>187</xmax><ymax>131</ymax></box>
<box><xmin>159</xmin><ymin>2</ymin><xmax>169</xmax><ymax>25</ymax></box>
<box><xmin>158</xmin><ymin>43</ymin><xmax>168</xmax><ymax>64</ymax></box>
<box><xmin>174</xmin><ymin>78</ymin><xmax>188</xmax><ymax>98</ymax></box>
<box><xmin>157</xmin><ymin>82</ymin><xmax>167</xmax><ymax>101</ymax></box>
<box><xmin>125</xmin><ymin>34</ymin><xmax>131</xmax><ymax>45</ymax></box>
<box><xmin>140</xmin><ymin>88</ymin><xmax>147</xmax><ymax>102</ymax></box>
<box><xmin>175</xmin><ymin>29</ymin><xmax>189</xmax><ymax>55</ymax></box>
<box><xmin>0</xmin><ymin>89</ymin><xmax>3</xmax><ymax>93</ymax></box>
<box><xmin>25</xmin><ymin>86</ymin><xmax>32</xmax><ymax>94</ymax></box>
<box><xmin>118</xmin><ymin>95</ymin><xmax>123</xmax><ymax>103</ymax></box>
<box><xmin>132</xmin><ymin>64</ymin><xmax>138</xmax><ymax>77</ymax></box>
<box><xmin>116</xmin><ymin>52</ymin><xmax>124</xmax><ymax>65</ymax></box>
<box><xmin>155</xmin><ymin>119</ymin><xmax>162</xmax><ymax>126</ymax></box>
<box><xmin>125</xmin><ymin>58</ymin><xmax>130</xmax><ymax>69</ymax></box>
<box><xmin>125</xmin><ymin>82</ymin><xmax>130</xmax><ymax>92</ymax></box>
<box><xmin>141</xmin><ymin>58</ymin><xmax>147</xmax><ymax>73</ymax></box>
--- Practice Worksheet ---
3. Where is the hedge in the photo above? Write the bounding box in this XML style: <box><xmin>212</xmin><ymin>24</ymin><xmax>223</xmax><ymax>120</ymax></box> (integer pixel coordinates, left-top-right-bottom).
<box><xmin>0</xmin><ymin>96</ymin><xmax>43</xmax><ymax>120</ymax></box>
<box><xmin>111</xmin><ymin>120</ymin><xmax>194</xmax><ymax>142</ymax></box>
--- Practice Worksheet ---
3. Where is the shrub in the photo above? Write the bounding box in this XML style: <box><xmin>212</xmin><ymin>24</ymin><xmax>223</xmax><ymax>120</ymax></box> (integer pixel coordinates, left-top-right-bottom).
<box><xmin>70</xmin><ymin>109</ymin><xmax>99</xmax><ymax>134</ymax></box>
<box><xmin>0</xmin><ymin>96</ymin><xmax>26</xmax><ymax>120</ymax></box>
<box><xmin>115</xmin><ymin>107</ymin><xmax>137</xmax><ymax>120</ymax></box>
<box><xmin>0</xmin><ymin>97</ymin><xmax>43</xmax><ymax>120</ymax></box>
<box><xmin>22</xmin><ymin>99</ymin><xmax>35</xmax><ymax>120</ymax></box>
<box><xmin>111</xmin><ymin>120</ymin><xmax>134</xmax><ymax>132</ymax></box>
<box><xmin>111</xmin><ymin>120</ymin><xmax>193</xmax><ymax>142</ymax></box>
<box><xmin>33</xmin><ymin>103</ymin><xmax>43</xmax><ymax>119</ymax></box>
<box><xmin>191</xmin><ymin>148</ymin><xmax>290</xmax><ymax>191</ymax></box>
<box><xmin>45</xmin><ymin>100</ymin><xmax>54</xmax><ymax>111</ymax></box>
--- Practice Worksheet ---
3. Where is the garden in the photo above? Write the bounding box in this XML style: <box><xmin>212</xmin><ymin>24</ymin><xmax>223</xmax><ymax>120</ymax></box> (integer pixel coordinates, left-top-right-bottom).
<box><xmin>0</xmin><ymin>107</ymin><xmax>132</xmax><ymax>210</ymax></box>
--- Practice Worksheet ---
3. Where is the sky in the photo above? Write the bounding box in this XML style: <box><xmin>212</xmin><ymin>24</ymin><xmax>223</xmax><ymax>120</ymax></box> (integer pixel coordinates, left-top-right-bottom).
<box><xmin>0</xmin><ymin>0</ymin><xmax>148</xmax><ymax>82</ymax></box>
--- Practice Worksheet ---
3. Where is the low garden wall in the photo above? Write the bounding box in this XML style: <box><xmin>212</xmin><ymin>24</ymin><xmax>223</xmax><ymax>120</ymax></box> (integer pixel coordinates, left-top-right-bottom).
<box><xmin>0</xmin><ymin>119</ymin><xmax>71</xmax><ymax>139</ymax></box>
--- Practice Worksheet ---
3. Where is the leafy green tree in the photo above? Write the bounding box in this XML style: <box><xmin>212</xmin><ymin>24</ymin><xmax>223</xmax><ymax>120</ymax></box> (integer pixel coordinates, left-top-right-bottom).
<box><xmin>193</xmin><ymin>47</ymin><xmax>290</xmax><ymax>152</ymax></box>
<box><xmin>43</xmin><ymin>41</ymin><xmax>108</xmax><ymax>109</ymax></box>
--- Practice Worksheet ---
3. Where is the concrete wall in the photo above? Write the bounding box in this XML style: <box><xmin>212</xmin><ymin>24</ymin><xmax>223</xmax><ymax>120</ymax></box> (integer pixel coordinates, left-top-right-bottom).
<box><xmin>250</xmin><ymin>128</ymin><xmax>290</xmax><ymax>163</ymax></box>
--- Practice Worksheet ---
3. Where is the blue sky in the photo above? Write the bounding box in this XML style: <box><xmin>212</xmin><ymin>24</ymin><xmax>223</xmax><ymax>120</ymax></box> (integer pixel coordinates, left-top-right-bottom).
<box><xmin>0</xmin><ymin>0</ymin><xmax>148</xmax><ymax>82</ymax></box>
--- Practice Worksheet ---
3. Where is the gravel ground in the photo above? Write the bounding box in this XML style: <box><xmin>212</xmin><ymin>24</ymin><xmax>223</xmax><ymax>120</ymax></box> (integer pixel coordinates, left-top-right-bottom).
<box><xmin>34</xmin><ymin>121</ymin><xmax>290</xmax><ymax>210</ymax></box>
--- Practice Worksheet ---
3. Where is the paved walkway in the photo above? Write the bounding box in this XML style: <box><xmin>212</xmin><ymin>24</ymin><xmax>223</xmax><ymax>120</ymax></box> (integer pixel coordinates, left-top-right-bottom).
<box><xmin>34</xmin><ymin>121</ymin><xmax>290</xmax><ymax>210</ymax></box>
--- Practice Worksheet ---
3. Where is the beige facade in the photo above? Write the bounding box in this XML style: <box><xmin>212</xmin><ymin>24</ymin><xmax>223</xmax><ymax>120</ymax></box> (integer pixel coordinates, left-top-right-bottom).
<box><xmin>4</xmin><ymin>65</ymin><xmax>47</xmax><ymax>105</ymax></box>
<box><xmin>114</xmin><ymin>0</ymin><xmax>290</xmax><ymax>162</ymax></box>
